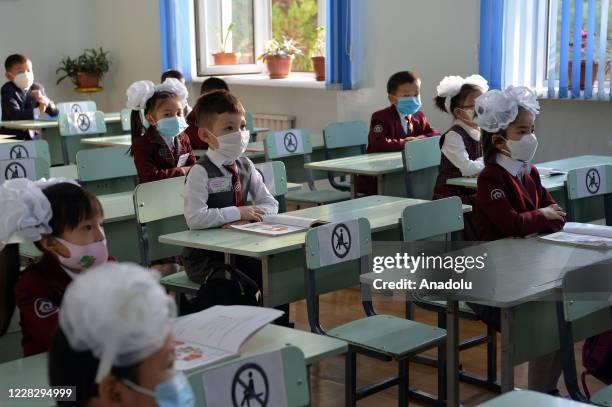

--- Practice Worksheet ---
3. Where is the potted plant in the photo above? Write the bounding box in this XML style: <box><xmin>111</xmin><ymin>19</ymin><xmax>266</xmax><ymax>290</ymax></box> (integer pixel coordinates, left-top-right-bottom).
<box><xmin>258</xmin><ymin>37</ymin><xmax>303</xmax><ymax>79</ymax></box>
<box><xmin>56</xmin><ymin>47</ymin><xmax>111</xmax><ymax>90</ymax></box>
<box><xmin>568</xmin><ymin>29</ymin><xmax>599</xmax><ymax>90</ymax></box>
<box><xmin>213</xmin><ymin>23</ymin><xmax>238</xmax><ymax>65</ymax></box>
<box><xmin>311</xmin><ymin>26</ymin><xmax>325</xmax><ymax>81</ymax></box>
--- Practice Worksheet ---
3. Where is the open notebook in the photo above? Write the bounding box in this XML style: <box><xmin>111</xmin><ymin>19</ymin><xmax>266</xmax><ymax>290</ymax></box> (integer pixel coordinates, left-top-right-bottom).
<box><xmin>540</xmin><ymin>222</ymin><xmax>612</xmax><ymax>248</ymax></box>
<box><xmin>230</xmin><ymin>214</ymin><xmax>327</xmax><ymax>236</ymax></box>
<box><xmin>536</xmin><ymin>166</ymin><xmax>566</xmax><ymax>178</ymax></box>
<box><xmin>173</xmin><ymin>305</ymin><xmax>283</xmax><ymax>371</ymax></box>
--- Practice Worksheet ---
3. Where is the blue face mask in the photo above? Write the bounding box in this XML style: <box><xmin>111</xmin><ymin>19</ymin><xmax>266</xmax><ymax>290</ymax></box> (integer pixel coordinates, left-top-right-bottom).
<box><xmin>155</xmin><ymin>116</ymin><xmax>188</xmax><ymax>138</ymax></box>
<box><xmin>396</xmin><ymin>96</ymin><xmax>421</xmax><ymax>116</ymax></box>
<box><xmin>124</xmin><ymin>371</ymin><xmax>195</xmax><ymax>407</ymax></box>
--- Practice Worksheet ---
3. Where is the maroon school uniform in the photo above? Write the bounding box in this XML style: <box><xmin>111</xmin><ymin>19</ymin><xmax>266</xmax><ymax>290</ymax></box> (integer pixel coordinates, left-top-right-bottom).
<box><xmin>475</xmin><ymin>156</ymin><xmax>565</xmax><ymax>241</ymax></box>
<box><xmin>357</xmin><ymin>106</ymin><xmax>439</xmax><ymax>195</ymax></box>
<box><xmin>132</xmin><ymin>127</ymin><xmax>196</xmax><ymax>183</ymax></box>
<box><xmin>14</xmin><ymin>253</ymin><xmax>115</xmax><ymax>356</ymax></box>
<box><xmin>185</xmin><ymin>110</ymin><xmax>209</xmax><ymax>150</ymax></box>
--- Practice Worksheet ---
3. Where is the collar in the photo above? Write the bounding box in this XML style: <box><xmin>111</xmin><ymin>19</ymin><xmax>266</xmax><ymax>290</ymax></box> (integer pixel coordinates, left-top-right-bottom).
<box><xmin>206</xmin><ymin>149</ymin><xmax>234</xmax><ymax>167</ymax></box>
<box><xmin>453</xmin><ymin>119</ymin><xmax>481</xmax><ymax>141</ymax></box>
<box><xmin>496</xmin><ymin>153</ymin><xmax>530</xmax><ymax>178</ymax></box>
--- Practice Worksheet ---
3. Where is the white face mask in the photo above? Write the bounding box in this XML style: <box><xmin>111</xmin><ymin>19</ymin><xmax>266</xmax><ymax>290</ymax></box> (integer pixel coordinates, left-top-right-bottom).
<box><xmin>13</xmin><ymin>71</ymin><xmax>34</xmax><ymax>90</ymax></box>
<box><xmin>215</xmin><ymin>130</ymin><xmax>250</xmax><ymax>162</ymax></box>
<box><xmin>506</xmin><ymin>133</ymin><xmax>538</xmax><ymax>163</ymax></box>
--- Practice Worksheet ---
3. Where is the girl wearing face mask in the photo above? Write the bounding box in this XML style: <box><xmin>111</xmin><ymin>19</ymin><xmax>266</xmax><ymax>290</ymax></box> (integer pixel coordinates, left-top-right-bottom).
<box><xmin>0</xmin><ymin>178</ymin><xmax>113</xmax><ymax>357</ymax></box>
<box><xmin>127</xmin><ymin>78</ymin><xmax>196</xmax><ymax>184</ymax></box>
<box><xmin>49</xmin><ymin>263</ymin><xmax>194</xmax><ymax>407</ymax></box>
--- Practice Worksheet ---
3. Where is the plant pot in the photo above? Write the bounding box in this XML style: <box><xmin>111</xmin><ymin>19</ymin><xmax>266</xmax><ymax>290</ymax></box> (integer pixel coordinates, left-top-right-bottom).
<box><xmin>265</xmin><ymin>56</ymin><xmax>293</xmax><ymax>79</ymax></box>
<box><xmin>76</xmin><ymin>72</ymin><xmax>101</xmax><ymax>89</ymax></box>
<box><xmin>213</xmin><ymin>52</ymin><xmax>238</xmax><ymax>65</ymax></box>
<box><xmin>567</xmin><ymin>60</ymin><xmax>598</xmax><ymax>90</ymax></box>
<box><xmin>311</xmin><ymin>56</ymin><xmax>325</xmax><ymax>81</ymax></box>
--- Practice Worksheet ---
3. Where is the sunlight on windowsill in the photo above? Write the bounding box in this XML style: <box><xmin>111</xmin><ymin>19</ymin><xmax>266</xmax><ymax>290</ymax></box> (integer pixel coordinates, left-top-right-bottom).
<box><xmin>205</xmin><ymin>72</ymin><xmax>328</xmax><ymax>89</ymax></box>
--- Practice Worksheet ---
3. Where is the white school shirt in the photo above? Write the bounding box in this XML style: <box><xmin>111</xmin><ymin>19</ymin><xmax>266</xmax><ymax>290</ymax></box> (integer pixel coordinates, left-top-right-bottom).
<box><xmin>440</xmin><ymin>119</ymin><xmax>485</xmax><ymax>177</ymax></box>
<box><xmin>496</xmin><ymin>153</ymin><xmax>530</xmax><ymax>180</ymax></box>
<box><xmin>396</xmin><ymin>106</ymin><xmax>410</xmax><ymax>134</ymax></box>
<box><xmin>183</xmin><ymin>149</ymin><xmax>279</xmax><ymax>230</ymax></box>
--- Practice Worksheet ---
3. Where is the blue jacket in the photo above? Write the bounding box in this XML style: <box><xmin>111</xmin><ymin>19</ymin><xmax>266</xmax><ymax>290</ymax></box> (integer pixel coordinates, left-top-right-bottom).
<box><xmin>1</xmin><ymin>81</ymin><xmax>58</xmax><ymax>139</ymax></box>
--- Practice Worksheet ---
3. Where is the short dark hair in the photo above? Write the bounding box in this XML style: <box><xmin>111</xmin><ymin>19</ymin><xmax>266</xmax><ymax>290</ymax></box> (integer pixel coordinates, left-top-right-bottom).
<box><xmin>200</xmin><ymin>77</ymin><xmax>229</xmax><ymax>95</ymax></box>
<box><xmin>194</xmin><ymin>90</ymin><xmax>245</xmax><ymax>127</ymax></box>
<box><xmin>49</xmin><ymin>329</ymin><xmax>140</xmax><ymax>407</ymax></box>
<box><xmin>4</xmin><ymin>54</ymin><xmax>28</xmax><ymax>71</ymax></box>
<box><xmin>161</xmin><ymin>69</ymin><xmax>184</xmax><ymax>83</ymax></box>
<box><xmin>434</xmin><ymin>84</ymin><xmax>482</xmax><ymax>117</ymax></box>
<box><xmin>387</xmin><ymin>71</ymin><xmax>420</xmax><ymax>94</ymax></box>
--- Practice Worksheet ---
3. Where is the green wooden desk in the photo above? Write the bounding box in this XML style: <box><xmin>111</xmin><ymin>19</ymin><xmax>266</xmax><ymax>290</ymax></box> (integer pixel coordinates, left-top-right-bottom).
<box><xmin>477</xmin><ymin>390</ymin><xmax>591</xmax><ymax>406</ymax></box>
<box><xmin>48</xmin><ymin>165</ymin><xmax>78</xmax><ymax>179</ymax></box>
<box><xmin>440</xmin><ymin>238</ymin><xmax>612</xmax><ymax>406</ymax></box>
<box><xmin>304</xmin><ymin>152</ymin><xmax>405</xmax><ymax>198</ymax></box>
<box><xmin>159</xmin><ymin>195</ymin><xmax>471</xmax><ymax>306</ymax></box>
<box><xmin>0</xmin><ymin>113</ymin><xmax>122</xmax><ymax>166</ymax></box>
<box><xmin>0</xmin><ymin>324</ymin><xmax>345</xmax><ymax>407</ymax></box>
<box><xmin>80</xmin><ymin>134</ymin><xmax>131</xmax><ymax>148</ymax></box>
<box><xmin>447</xmin><ymin>155</ymin><xmax>612</xmax><ymax>221</ymax></box>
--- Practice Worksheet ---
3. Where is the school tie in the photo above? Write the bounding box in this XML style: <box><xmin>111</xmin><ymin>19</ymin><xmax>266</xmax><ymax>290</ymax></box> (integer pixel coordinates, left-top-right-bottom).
<box><xmin>224</xmin><ymin>163</ymin><xmax>244</xmax><ymax>206</ymax></box>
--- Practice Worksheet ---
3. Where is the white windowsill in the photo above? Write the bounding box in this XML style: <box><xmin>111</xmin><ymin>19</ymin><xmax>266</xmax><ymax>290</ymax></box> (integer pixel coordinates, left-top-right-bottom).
<box><xmin>193</xmin><ymin>72</ymin><xmax>329</xmax><ymax>90</ymax></box>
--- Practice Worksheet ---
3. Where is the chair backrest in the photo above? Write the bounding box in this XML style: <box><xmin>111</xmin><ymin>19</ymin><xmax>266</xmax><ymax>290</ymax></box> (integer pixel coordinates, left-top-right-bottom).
<box><xmin>305</xmin><ymin>218</ymin><xmax>371</xmax><ymax>270</ymax></box>
<box><xmin>0</xmin><ymin>140</ymin><xmax>50</xmax><ymax>165</ymax></box>
<box><xmin>253</xmin><ymin>161</ymin><xmax>288</xmax><ymax>197</ymax></box>
<box><xmin>264</xmin><ymin>129</ymin><xmax>312</xmax><ymax>159</ymax></box>
<box><xmin>561</xmin><ymin>264</ymin><xmax>612</xmax><ymax>322</ymax></box>
<box><xmin>402</xmin><ymin>197</ymin><xmax>464</xmax><ymax>241</ymax></box>
<box><xmin>56</xmin><ymin>100</ymin><xmax>97</xmax><ymax>115</ymax></box>
<box><xmin>0</xmin><ymin>312</ymin><xmax>23</xmax><ymax>363</ymax></box>
<box><xmin>188</xmin><ymin>347</ymin><xmax>309</xmax><ymax>407</ymax></box>
<box><xmin>58</xmin><ymin>111</ymin><xmax>107</xmax><ymax>137</ymax></box>
<box><xmin>246</xmin><ymin>111</ymin><xmax>255</xmax><ymax>133</ymax></box>
<box><xmin>0</xmin><ymin>157</ymin><xmax>49</xmax><ymax>182</ymax></box>
<box><xmin>133</xmin><ymin>176</ymin><xmax>187</xmax><ymax>265</ymax></box>
<box><xmin>402</xmin><ymin>136</ymin><xmax>441</xmax><ymax>199</ymax></box>
<box><xmin>565</xmin><ymin>165</ymin><xmax>612</xmax><ymax>223</ymax></box>
<box><xmin>76</xmin><ymin>146</ymin><xmax>136</xmax><ymax>194</ymax></box>
<box><xmin>120</xmin><ymin>108</ymin><xmax>132</xmax><ymax>131</ymax></box>
<box><xmin>323</xmin><ymin>120</ymin><xmax>368</xmax><ymax>150</ymax></box>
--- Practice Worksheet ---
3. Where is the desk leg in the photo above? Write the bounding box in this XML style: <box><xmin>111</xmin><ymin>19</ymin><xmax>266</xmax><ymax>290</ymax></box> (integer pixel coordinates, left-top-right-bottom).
<box><xmin>261</xmin><ymin>255</ymin><xmax>271</xmax><ymax>307</ymax></box>
<box><xmin>446</xmin><ymin>299</ymin><xmax>460</xmax><ymax>407</ymax></box>
<box><xmin>501</xmin><ymin>307</ymin><xmax>515</xmax><ymax>392</ymax></box>
<box><xmin>350</xmin><ymin>174</ymin><xmax>356</xmax><ymax>199</ymax></box>
<box><xmin>60</xmin><ymin>138</ymin><xmax>69</xmax><ymax>165</ymax></box>
<box><xmin>376</xmin><ymin>175</ymin><xmax>384</xmax><ymax>196</ymax></box>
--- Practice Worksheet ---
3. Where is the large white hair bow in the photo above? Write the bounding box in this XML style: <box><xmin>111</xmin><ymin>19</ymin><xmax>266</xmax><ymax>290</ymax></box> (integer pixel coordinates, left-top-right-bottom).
<box><xmin>475</xmin><ymin>85</ymin><xmax>540</xmax><ymax>132</ymax></box>
<box><xmin>126</xmin><ymin>78</ymin><xmax>189</xmax><ymax>111</ymax></box>
<box><xmin>0</xmin><ymin>177</ymin><xmax>78</xmax><ymax>249</ymax></box>
<box><xmin>436</xmin><ymin>74</ymin><xmax>489</xmax><ymax>98</ymax></box>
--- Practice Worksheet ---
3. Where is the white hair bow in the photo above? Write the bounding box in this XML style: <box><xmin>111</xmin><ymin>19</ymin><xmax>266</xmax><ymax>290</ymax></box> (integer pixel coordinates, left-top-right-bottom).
<box><xmin>475</xmin><ymin>85</ymin><xmax>540</xmax><ymax>133</ymax></box>
<box><xmin>436</xmin><ymin>74</ymin><xmax>489</xmax><ymax>98</ymax></box>
<box><xmin>126</xmin><ymin>78</ymin><xmax>189</xmax><ymax>111</ymax></box>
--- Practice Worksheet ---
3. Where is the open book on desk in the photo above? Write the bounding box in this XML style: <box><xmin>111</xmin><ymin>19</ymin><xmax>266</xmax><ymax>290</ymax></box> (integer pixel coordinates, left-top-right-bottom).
<box><xmin>536</xmin><ymin>166</ymin><xmax>566</xmax><ymax>178</ymax></box>
<box><xmin>173</xmin><ymin>305</ymin><xmax>283</xmax><ymax>371</ymax></box>
<box><xmin>230</xmin><ymin>214</ymin><xmax>328</xmax><ymax>236</ymax></box>
<box><xmin>539</xmin><ymin>222</ymin><xmax>612</xmax><ymax>248</ymax></box>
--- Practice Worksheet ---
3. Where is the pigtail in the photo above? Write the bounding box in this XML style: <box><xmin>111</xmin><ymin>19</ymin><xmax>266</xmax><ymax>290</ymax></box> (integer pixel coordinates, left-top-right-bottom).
<box><xmin>0</xmin><ymin>244</ymin><xmax>20</xmax><ymax>335</ymax></box>
<box><xmin>434</xmin><ymin>96</ymin><xmax>449</xmax><ymax>113</ymax></box>
<box><xmin>129</xmin><ymin>110</ymin><xmax>145</xmax><ymax>156</ymax></box>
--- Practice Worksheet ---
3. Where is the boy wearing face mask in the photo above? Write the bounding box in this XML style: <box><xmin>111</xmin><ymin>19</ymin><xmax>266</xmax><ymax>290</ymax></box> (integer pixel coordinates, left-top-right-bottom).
<box><xmin>357</xmin><ymin>71</ymin><xmax>439</xmax><ymax>195</ymax></box>
<box><xmin>1</xmin><ymin>54</ymin><xmax>58</xmax><ymax>140</ymax></box>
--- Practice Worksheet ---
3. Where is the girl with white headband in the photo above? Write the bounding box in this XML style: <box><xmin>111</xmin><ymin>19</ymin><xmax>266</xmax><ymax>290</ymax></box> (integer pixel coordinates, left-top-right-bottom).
<box><xmin>468</xmin><ymin>85</ymin><xmax>566</xmax><ymax>395</ymax></box>
<box><xmin>0</xmin><ymin>178</ymin><xmax>111</xmax><ymax>356</ymax></box>
<box><xmin>48</xmin><ymin>263</ymin><xmax>194</xmax><ymax>407</ymax></box>
<box><xmin>126</xmin><ymin>78</ymin><xmax>196</xmax><ymax>184</ymax></box>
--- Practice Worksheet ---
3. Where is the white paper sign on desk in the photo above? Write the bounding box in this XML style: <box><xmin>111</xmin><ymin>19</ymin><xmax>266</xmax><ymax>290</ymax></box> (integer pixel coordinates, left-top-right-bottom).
<box><xmin>575</xmin><ymin>165</ymin><xmax>607</xmax><ymax>198</ymax></box>
<box><xmin>202</xmin><ymin>350</ymin><xmax>288</xmax><ymax>407</ymax></box>
<box><xmin>274</xmin><ymin>129</ymin><xmax>303</xmax><ymax>156</ymax></box>
<box><xmin>67</xmin><ymin>112</ymin><xmax>98</xmax><ymax>135</ymax></box>
<box><xmin>317</xmin><ymin>219</ymin><xmax>361</xmax><ymax>267</ymax></box>
<box><xmin>0</xmin><ymin>142</ymin><xmax>36</xmax><ymax>160</ymax></box>
<box><xmin>0</xmin><ymin>159</ymin><xmax>37</xmax><ymax>181</ymax></box>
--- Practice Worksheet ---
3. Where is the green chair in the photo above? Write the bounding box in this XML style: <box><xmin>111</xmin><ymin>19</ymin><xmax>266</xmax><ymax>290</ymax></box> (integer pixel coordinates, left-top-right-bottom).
<box><xmin>120</xmin><ymin>108</ymin><xmax>132</xmax><ymax>132</ymax></box>
<box><xmin>188</xmin><ymin>347</ymin><xmax>309</xmax><ymax>407</ymax></box>
<box><xmin>264</xmin><ymin>129</ymin><xmax>350</xmax><ymax>208</ymax></box>
<box><xmin>58</xmin><ymin>111</ymin><xmax>107</xmax><ymax>165</ymax></box>
<box><xmin>556</xmin><ymin>263</ymin><xmax>612</xmax><ymax>405</ymax></box>
<box><xmin>56</xmin><ymin>100</ymin><xmax>97</xmax><ymax>115</ymax></box>
<box><xmin>322</xmin><ymin>121</ymin><xmax>368</xmax><ymax>192</ymax></box>
<box><xmin>253</xmin><ymin>161</ymin><xmax>289</xmax><ymax>212</ymax></box>
<box><xmin>0</xmin><ymin>312</ymin><xmax>23</xmax><ymax>363</ymax></box>
<box><xmin>565</xmin><ymin>165</ymin><xmax>612</xmax><ymax>225</ymax></box>
<box><xmin>477</xmin><ymin>390</ymin><xmax>593</xmax><ymax>406</ymax></box>
<box><xmin>0</xmin><ymin>140</ymin><xmax>50</xmax><ymax>166</ymax></box>
<box><xmin>402</xmin><ymin>135</ymin><xmax>441</xmax><ymax>199</ymax></box>
<box><xmin>303</xmin><ymin>218</ymin><xmax>446</xmax><ymax>406</ymax></box>
<box><xmin>400</xmin><ymin>197</ymin><xmax>499</xmax><ymax>393</ymax></box>
<box><xmin>76</xmin><ymin>146</ymin><xmax>137</xmax><ymax>195</ymax></box>
<box><xmin>246</xmin><ymin>111</ymin><xmax>255</xmax><ymax>133</ymax></box>
<box><xmin>0</xmin><ymin>157</ymin><xmax>50</xmax><ymax>182</ymax></box>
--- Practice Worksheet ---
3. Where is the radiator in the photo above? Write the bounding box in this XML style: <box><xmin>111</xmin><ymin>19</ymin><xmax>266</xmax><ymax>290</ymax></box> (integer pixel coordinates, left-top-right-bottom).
<box><xmin>252</xmin><ymin>114</ymin><xmax>296</xmax><ymax>137</ymax></box>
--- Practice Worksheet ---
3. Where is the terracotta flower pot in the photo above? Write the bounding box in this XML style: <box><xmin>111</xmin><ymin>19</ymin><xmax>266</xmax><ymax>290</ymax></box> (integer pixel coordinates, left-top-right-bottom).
<box><xmin>567</xmin><ymin>60</ymin><xmax>598</xmax><ymax>90</ymax></box>
<box><xmin>311</xmin><ymin>56</ymin><xmax>325</xmax><ymax>81</ymax></box>
<box><xmin>76</xmin><ymin>72</ymin><xmax>101</xmax><ymax>89</ymax></box>
<box><xmin>213</xmin><ymin>52</ymin><xmax>238</xmax><ymax>65</ymax></box>
<box><xmin>265</xmin><ymin>56</ymin><xmax>293</xmax><ymax>79</ymax></box>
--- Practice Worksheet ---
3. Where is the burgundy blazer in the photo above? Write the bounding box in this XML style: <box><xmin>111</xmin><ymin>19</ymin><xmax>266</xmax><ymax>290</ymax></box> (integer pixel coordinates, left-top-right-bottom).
<box><xmin>475</xmin><ymin>163</ymin><xmax>565</xmax><ymax>241</ymax></box>
<box><xmin>132</xmin><ymin>127</ymin><xmax>196</xmax><ymax>183</ymax></box>
<box><xmin>185</xmin><ymin>110</ymin><xmax>209</xmax><ymax>150</ymax></box>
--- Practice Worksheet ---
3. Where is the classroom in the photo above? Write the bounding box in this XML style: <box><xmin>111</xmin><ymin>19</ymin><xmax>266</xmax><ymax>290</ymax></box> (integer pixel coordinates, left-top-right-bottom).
<box><xmin>0</xmin><ymin>0</ymin><xmax>611</xmax><ymax>406</ymax></box>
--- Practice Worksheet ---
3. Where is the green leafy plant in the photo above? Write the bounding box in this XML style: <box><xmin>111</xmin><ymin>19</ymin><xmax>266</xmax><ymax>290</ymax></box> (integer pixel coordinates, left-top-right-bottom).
<box><xmin>258</xmin><ymin>37</ymin><xmax>303</xmax><ymax>62</ymax></box>
<box><xmin>217</xmin><ymin>22</ymin><xmax>235</xmax><ymax>53</ymax></box>
<box><xmin>272</xmin><ymin>0</ymin><xmax>318</xmax><ymax>71</ymax></box>
<box><xmin>312</xmin><ymin>26</ymin><xmax>325</xmax><ymax>57</ymax></box>
<box><xmin>56</xmin><ymin>47</ymin><xmax>111</xmax><ymax>85</ymax></box>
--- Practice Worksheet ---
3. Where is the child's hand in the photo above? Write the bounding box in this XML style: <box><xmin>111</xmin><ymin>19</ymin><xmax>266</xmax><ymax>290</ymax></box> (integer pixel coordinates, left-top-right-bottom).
<box><xmin>180</xmin><ymin>166</ymin><xmax>192</xmax><ymax>176</ymax></box>
<box><xmin>38</xmin><ymin>100</ymin><xmax>49</xmax><ymax>113</ymax></box>
<box><xmin>539</xmin><ymin>204</ymin><xmax>566</xmax><ymax>221</ymax></box>
<box><xmin>222</xmin><ymin>220</ymin><xmax>250</xmax><ymax>229</ymax></box>
<box><xmin>238</xmin><ymin>206</ymin><xmax>265</xmax><ymax>222</ymax></box>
